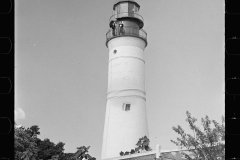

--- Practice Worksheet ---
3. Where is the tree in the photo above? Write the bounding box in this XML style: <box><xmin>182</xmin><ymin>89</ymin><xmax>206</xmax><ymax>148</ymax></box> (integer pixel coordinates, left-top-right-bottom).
<box><xmin>70</xmin><ymin>146</ymin><xmax>96</xmax><ymax>160</ymax></box>
<box><xmin>26</xmin><ymin>125</ymin><xmax>40</xmax><ymax>138</ymax></box>
<box><xmin>135</xmin><ymin>135</ymin><xmax>152</xmax><ymax>153</ymax></box>
<box><xmin>14</xmin><ymin>125</ymin><xmax>39</xmax><ymax>160</ymax></box>
<box><xmin>55</xmin><ymin>142</ymin><xmax>65</xmax><ymax>157</ymax></box>
<box><xmin>37</xmin><ymin>138</ymin><xmax>65</xmax><ymax>160</ymax></box>
<box><xmin>120</xmin><ymin>136</ymin><xmax>152</xmax><ymax>156</ymax></box>
<box><xmin>171</xmin><ymin>111</ymin><xmax>225</xmax><ymax>160</ymax></box>
<box><xmin>15</xmin><ymin>124</ymin><xmax>66</xmax><ymax>160</ymax></box>
<box><xmin>37</xmin><ymin>138</ymin><xmax>56</xmax><ymax>159</ymax></box>
<box><xmin>60</xmin><ymin>153</ymin><xmax>74</xmax><ymax>160</ymax></box>
<box><xmin>15</xmin><ymin>124</ymin><xmax>94</xmax><ymax>160</ymax></box>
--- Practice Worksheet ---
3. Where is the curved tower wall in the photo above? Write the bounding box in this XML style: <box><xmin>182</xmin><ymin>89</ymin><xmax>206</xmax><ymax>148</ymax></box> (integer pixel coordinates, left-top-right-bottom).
<box><xmin>101</xmin><ymin>37</ymin><xmax>148</xmax><ymax>159</ymax></box>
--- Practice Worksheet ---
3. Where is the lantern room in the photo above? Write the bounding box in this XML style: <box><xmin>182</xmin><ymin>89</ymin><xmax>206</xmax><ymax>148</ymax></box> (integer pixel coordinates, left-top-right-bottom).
<box><xmin>113</xmin><ymin>0</ymin><xmax>140</xmax><ymax>14</ymax></box>
<box><xmin>106</xmin><ymin>0</ymin><xmax>147</xmax><ymax>47</ymax></box>
<box><xmin>111</xmin><ymin>0</ymin><xmax>144</xmax><ymax>29</ymax></box>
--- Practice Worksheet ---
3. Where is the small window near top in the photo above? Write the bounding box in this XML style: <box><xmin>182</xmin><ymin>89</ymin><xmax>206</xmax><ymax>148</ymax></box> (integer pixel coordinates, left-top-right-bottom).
<box><xmin>123</xmin><ymin>103</ymin><xmax>131</xmax><ymax>111</ymax></box>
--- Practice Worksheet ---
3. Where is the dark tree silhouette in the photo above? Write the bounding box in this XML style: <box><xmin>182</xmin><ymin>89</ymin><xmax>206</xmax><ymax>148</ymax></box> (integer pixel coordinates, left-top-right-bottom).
<box><xmin>120</xmin><ymin>136</ymin><xmax>152</xmax><ymax>156</ymax></box>
<box><xmin>70</xmin><ymin>146</ymin><xmax>96</xmax><ymax>160</ymax></box>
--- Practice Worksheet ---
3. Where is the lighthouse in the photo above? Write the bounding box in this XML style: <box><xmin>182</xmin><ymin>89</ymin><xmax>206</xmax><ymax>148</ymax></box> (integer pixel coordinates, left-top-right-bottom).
<box><xmin>102</xmin><ymin>0</ymin><xmax>148</xmax><ymax>159</ymax></box>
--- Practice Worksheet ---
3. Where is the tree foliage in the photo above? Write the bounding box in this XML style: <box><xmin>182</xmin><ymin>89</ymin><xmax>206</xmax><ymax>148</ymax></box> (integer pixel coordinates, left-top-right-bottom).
<box><xmin>14</xmin><ymin>125</ymin><xmax>40</xmax><ymax>160</ymax></box>
<box><xmin>160</xmin><ymin>151</ymin><xmax>186</xmax><ymax>160</ymax></box>
<box><xmin>37</xmin><ymin>138</ymin><xmax>65</xmax><ymax>160</ymax></box>
<box><xmin>171</xmin><ymin>111</ymin><xmax>225</xmax><ymax>160</ymax></box>
<box><xmin>15</xmin><ymin>124</ymin><xmax>66</xmax><ymax>160</ymax></box>
<box><xmin>70</xmin><ymin>146</ymin><xmax>96</xmax><ymax>160</ymax></box>
<box><xmin>15</xmin><ymin>124</ymin><xmax>96</xmax><ymax>160</ymax></box>
<box><xmin>120</xmin><ymin>135</ymin><xmax>152</xmax><ymax>156</ymax></box>
<box><xmin>60</xmin><ymin>153</ymin><xmax>75</xmax><ymax>160</ymax></box>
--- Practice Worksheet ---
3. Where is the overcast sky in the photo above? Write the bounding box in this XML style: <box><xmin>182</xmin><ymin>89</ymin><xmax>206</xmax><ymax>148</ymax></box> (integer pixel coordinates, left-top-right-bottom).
<box><xmin>15</xmin><ymin>0</ymin><xmax>224</xmax><ymax>159</ymax></box>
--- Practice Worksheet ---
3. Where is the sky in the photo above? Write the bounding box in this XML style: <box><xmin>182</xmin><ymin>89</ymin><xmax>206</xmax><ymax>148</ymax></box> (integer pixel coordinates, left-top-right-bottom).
<box><xmin>15</xmin><ymin>0</ymin><xmax>224</xmax><ymax>159</ymax></box>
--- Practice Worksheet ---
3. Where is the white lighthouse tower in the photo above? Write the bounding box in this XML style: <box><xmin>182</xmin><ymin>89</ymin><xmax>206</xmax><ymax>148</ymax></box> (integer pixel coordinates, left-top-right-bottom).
<box><xmin>102</xmin><ymin>0</ymin><xmax>148</xmax><ymax>159</ymax></box>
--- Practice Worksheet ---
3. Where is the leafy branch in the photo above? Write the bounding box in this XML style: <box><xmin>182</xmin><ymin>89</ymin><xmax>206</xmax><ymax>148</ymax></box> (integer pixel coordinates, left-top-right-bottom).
<box><xmin>171</xmin><ymin>111</ymin><xmax>225</xmax><ymax>160</ymax></box>
<box><xmin>120</xmin><ymin>136</ymin><xmax>152</xmax><ymax>156</ymax></box>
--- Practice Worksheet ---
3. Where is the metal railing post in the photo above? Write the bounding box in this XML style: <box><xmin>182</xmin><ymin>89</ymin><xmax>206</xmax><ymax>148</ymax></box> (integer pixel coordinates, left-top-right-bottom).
<box><xmin>156</xmin><ymin>144</ymin><xmax>161</xmax><ymax>159</ymax></box>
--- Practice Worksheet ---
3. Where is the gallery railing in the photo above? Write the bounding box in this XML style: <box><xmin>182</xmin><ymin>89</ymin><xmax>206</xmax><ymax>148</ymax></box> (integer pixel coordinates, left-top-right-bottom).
<box><xmin>106</xmin><ymin>26</ymin><xmax>147</xmax><ymax>46</ymax></box>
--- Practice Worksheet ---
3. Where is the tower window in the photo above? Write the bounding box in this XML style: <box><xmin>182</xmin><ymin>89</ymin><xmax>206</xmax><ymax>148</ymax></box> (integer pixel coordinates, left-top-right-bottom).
<box><xmin>123</xmin><ymin>103</ymin><xmax>131</xmax><ymax>111</ymax></box>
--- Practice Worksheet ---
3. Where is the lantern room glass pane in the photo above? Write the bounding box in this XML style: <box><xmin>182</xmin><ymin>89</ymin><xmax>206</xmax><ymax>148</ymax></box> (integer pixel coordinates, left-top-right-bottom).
<box><xmin>128</xmin><ymin>3</ymin><xmax>134</xmax><ymax>13</ymax></box>
<box><xmin>120</xmin><ymin>3</ymin><xmax>128</xmax><ymax>13</ymax></box>
<box><xmin>134</xmin><ymin>5</ymin><xmax>139</xmax><ymax>12</ymax></box>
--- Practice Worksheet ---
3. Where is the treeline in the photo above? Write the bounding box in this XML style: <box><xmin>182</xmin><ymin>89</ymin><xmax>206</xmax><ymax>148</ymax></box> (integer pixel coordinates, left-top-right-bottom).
<box><xmin>14</xmin><ymin>124</ymin><xmax>95</xmax><ymax>160</ymax></box>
